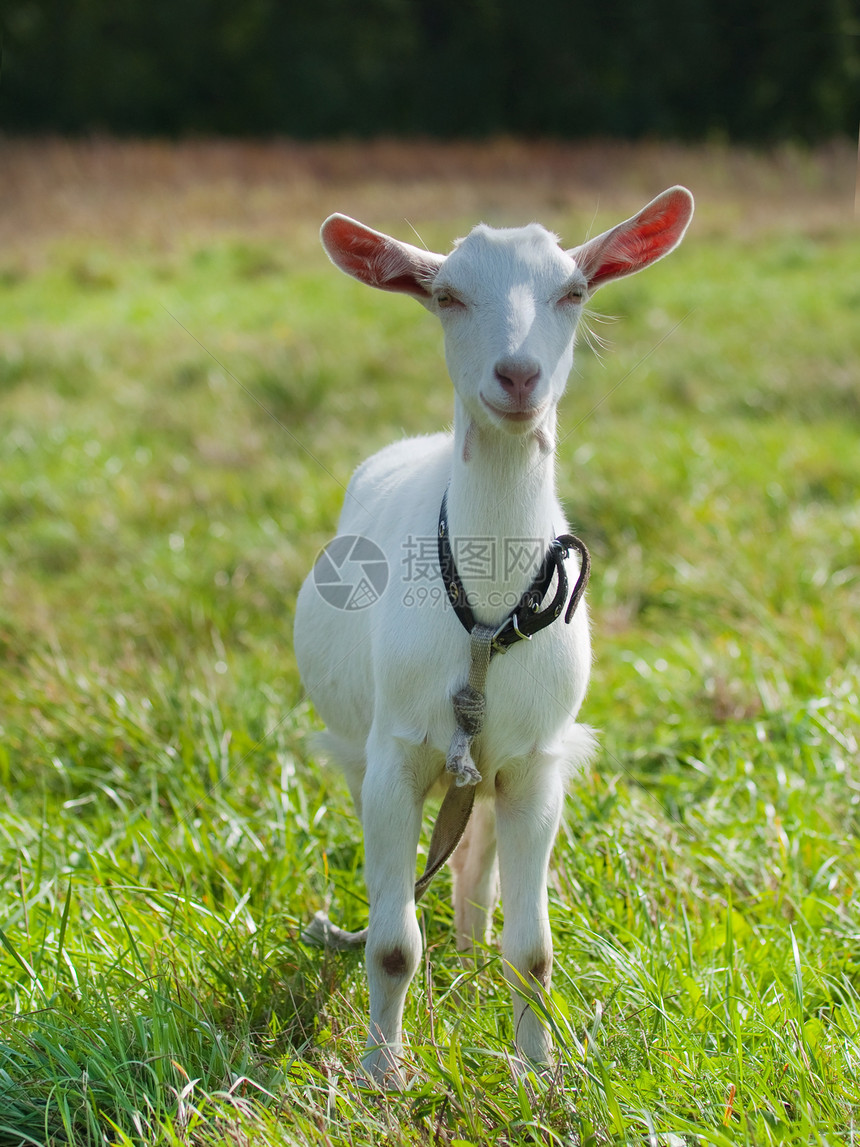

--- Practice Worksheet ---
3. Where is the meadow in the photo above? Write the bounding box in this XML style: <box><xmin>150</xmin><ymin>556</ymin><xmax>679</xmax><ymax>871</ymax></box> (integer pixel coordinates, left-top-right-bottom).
<box><xmin>0</xmin><ymin>137</ymin><xmax>859</xmax><ymax>1145</ymax></box>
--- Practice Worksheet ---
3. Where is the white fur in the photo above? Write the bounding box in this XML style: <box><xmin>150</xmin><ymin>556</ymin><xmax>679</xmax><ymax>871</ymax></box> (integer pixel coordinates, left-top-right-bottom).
<box><xmin>294</xmin><ymin>188</ymin><xmax>694</xmax><ymax>1084</ymax></box>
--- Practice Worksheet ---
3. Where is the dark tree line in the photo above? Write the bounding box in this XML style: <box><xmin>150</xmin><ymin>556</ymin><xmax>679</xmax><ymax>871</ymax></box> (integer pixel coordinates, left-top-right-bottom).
<box><xmin>1</xmin><ymin>0</ymin><xmax>858</xmax><ymax>140</ymax></box>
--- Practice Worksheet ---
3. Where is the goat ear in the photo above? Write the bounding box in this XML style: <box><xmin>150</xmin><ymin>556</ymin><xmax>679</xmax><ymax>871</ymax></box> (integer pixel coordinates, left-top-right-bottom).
<box><xmin>321</xmin><ymin>214</ymin><xmax>445</xmax><ymax>301</ymax></box>
<box><xmin>570</xmin><ymin>186</ymin><xmax>694</xmax><ymax>292</ymax></box>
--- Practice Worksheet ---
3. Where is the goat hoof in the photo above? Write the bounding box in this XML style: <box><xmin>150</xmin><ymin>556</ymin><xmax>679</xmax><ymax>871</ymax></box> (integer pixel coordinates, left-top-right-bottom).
<box><xmin>360</xmin><ymin>1048</ymin><xmax>406</xmax><ymax>1090</ymax></box>
<box><xmin>509</xmin><ymin>1051</ymin><xmax>555</xmax><ymax>1085</ymax></box>
<box><xmin>301</xmin><ymin>911</ymin><xmax>368</xmax><ymax>950</ymax></box>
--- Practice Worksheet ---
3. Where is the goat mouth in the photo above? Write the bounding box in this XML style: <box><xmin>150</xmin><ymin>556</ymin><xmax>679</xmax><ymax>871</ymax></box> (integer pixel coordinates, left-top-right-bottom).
<box><xmin>480</xmin><ymin>396</ymin><xmax>545</xmax><ymax>424</ymax></box>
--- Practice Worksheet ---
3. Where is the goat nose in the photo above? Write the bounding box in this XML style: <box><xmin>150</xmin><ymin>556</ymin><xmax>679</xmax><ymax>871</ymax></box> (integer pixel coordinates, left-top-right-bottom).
<box><xmin>494</xmin><ymin>358</ymin><xmax>541</xmax><ymax>401</ymax></box>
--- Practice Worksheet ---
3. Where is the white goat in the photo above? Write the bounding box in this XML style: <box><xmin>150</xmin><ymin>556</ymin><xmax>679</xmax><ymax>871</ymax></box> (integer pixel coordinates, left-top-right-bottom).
<box><xmin>294</xmin><ymin>188</ymin><xmax>694</xmax><ymax>1085</ymax></box>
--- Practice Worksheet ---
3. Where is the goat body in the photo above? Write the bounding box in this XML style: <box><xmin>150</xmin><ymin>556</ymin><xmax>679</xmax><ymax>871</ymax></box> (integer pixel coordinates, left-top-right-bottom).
<box><xmin>294</xmin><ymin>188</ymin><xmax>694</xmax><ymax>1084</ymax></box>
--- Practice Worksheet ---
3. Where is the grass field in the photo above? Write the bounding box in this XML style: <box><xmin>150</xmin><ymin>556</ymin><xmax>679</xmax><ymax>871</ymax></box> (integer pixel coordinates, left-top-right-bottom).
<box><xmin>1</xmin><ymin>138</ymin><xmax>859</xmax><ymax>1145</ymax></box>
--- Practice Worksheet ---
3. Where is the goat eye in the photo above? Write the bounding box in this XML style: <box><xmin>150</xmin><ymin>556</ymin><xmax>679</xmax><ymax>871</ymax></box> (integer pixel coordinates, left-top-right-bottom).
<box><xmin>435</xmin><ymin>290</ymin><xmax>462</xmax><ymax>310</ymax></box>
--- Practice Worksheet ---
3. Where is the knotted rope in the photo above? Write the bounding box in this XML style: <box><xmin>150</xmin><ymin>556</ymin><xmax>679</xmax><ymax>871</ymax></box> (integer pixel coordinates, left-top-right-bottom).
<box><xmin>445</xmin><ymin>622</ymin><xmax>495</xmax><ymax>787</ymax></box>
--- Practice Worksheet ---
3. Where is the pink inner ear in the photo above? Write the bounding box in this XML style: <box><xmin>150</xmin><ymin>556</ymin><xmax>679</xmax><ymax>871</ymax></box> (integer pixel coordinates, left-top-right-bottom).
<box><xmin>585</xmin><ymin>189</ymin><xmax>692</xmax><ymax>289</ymax></box>
<box><xmin>322</xmin><ymin>215</ymin><xmax>437</xmax><ymax>298</ymax></box>
<box><xmin>629</xmin><ymin>195</ymin><xmax>690</xmax><ymax>260</ymax></box>
<box><xmin>323</xmin><ymin>217</ymin><xmax>388</xmax><ymax>284</ymax></box>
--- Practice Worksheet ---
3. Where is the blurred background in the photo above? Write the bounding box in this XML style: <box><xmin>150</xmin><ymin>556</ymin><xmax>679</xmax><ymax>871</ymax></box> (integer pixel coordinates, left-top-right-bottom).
<box><xmin>2</xmin><ymin>0</ymin><xmax>858</xmax><ymax>142</ymax></box>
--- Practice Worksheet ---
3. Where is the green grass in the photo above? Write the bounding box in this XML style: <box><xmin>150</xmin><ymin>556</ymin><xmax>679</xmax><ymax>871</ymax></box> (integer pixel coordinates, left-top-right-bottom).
<box><xmin>1</xmin><ymin>140</ymin><xmax>859</xmax><ymax>1145</ymax></box>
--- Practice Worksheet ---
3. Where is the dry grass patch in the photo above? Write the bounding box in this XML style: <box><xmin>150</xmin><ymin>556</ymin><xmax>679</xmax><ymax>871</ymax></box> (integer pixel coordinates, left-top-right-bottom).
<box><xmin>0</xmin><ymin>137</ymin><xmax>855</xmax><ymax>261</ymax></box>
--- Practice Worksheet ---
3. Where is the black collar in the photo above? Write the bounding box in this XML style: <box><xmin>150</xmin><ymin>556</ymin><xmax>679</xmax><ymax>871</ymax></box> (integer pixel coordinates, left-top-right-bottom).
<box><xmin>437</xmin><ymin>490</ymin><xmax>590</xmax><ymax>656</ymax></box>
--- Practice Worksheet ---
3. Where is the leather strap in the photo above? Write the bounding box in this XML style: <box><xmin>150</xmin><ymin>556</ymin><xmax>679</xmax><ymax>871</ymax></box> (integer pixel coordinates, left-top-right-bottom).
<box><xmin>437</xmin><ymin>490</ymin><xmax>590</xmax><ymax>655</ymax></box>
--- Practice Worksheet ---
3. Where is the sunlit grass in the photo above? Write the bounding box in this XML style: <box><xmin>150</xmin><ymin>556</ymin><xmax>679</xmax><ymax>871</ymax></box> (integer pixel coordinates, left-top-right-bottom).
<box><xmin>1</xmin><ymin>139</ymin><xmax>859</xmax><ymax>1144</ymax></box>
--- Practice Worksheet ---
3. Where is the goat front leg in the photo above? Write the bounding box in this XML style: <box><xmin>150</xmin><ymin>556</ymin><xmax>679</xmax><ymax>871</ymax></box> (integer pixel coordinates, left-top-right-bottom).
<box><xmin>496</xmin><ymin>765</ymin><xmax>564</xmax><ymax>1072</ymax></box>
<box><xmin>360</xmin><ymin>737</ymin><xmax>424</xmax><ymax>1086</ymax></box>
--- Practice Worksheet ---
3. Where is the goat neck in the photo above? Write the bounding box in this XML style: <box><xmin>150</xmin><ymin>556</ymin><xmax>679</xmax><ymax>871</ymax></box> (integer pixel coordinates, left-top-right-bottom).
<box><xmin>446</xmin><ymin>395</ymin><xmax>560</xmax><ymax>625</ymax></box>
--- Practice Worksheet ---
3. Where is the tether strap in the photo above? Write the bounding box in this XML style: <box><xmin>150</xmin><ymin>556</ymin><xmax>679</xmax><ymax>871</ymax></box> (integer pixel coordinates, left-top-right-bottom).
<box><xmin>302</xmin><ymin>776</ymin><xmax>476</xmax><ymax>951</ymax></box>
